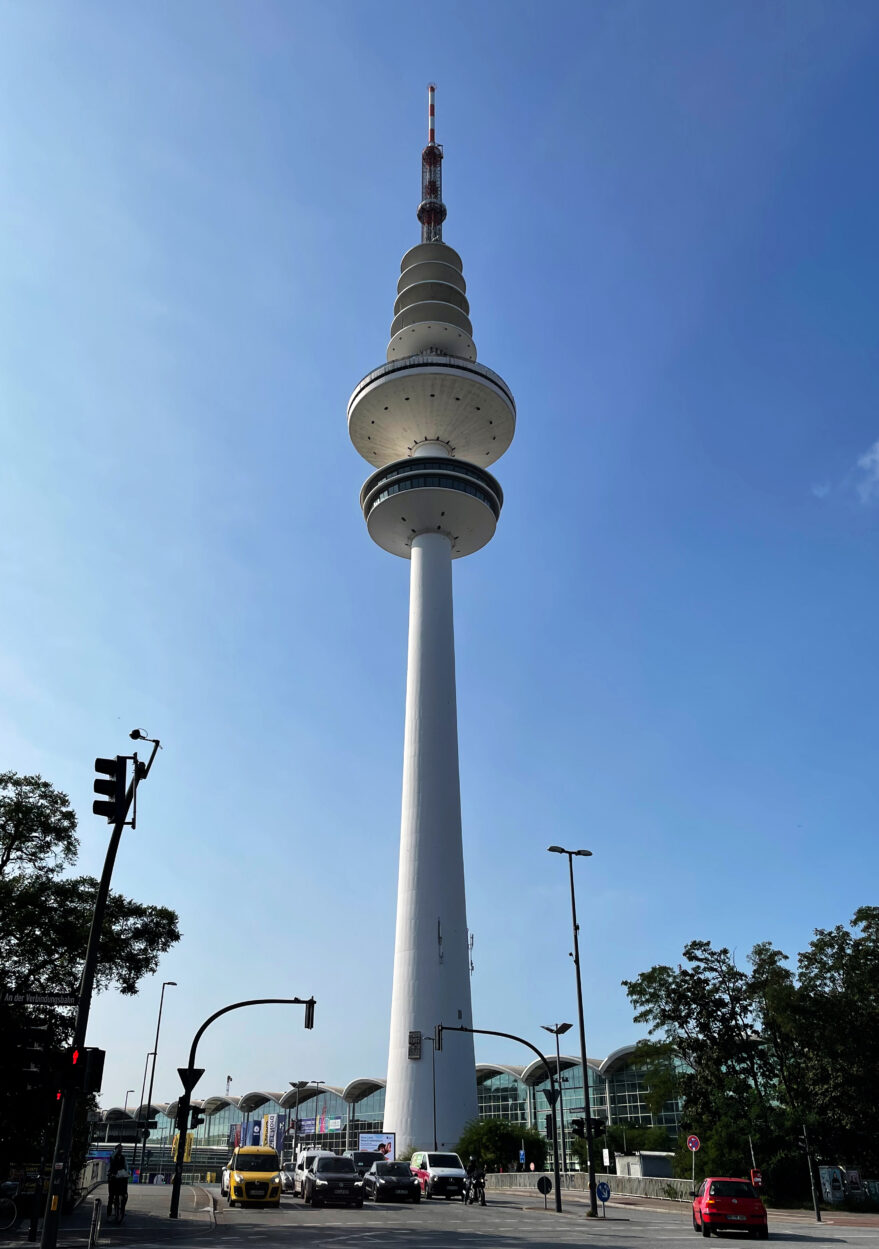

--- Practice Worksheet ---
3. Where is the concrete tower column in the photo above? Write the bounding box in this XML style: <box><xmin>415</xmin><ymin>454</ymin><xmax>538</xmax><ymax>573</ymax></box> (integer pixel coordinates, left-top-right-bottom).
<box><xmin>383</xmin><ymin>533</ymin><xmax>476</xmax><ymax>1149</ymax></box>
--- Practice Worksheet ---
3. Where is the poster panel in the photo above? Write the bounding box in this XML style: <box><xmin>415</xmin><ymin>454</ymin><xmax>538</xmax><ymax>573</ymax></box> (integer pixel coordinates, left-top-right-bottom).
<box><xmin>358</xmin><ymin>1131</ymin><xmax>395</xmax><ymax>1161</ymax></box>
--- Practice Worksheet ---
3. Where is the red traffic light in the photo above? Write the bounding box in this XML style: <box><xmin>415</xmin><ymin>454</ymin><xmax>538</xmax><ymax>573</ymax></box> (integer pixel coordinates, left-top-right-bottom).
<box><xmin>71</xmin><ymin>1049</ymin><xmax>80</xmax><ymax>1066</ymax></box>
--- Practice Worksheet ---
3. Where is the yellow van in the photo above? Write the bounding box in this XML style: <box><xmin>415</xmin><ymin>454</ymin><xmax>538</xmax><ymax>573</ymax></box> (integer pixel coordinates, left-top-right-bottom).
<box><xmin>226</xmin><ymin>1145</ymin><xmax>282</xmax><ymax>1208</ymax></box>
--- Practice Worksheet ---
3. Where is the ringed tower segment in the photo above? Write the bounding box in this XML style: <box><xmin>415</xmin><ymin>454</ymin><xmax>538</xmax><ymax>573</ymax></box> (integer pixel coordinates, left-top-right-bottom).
<box><xmin>348</xmin><ymin>86</ymin><xmax>516</xmax><ymax>1149</ymax></box>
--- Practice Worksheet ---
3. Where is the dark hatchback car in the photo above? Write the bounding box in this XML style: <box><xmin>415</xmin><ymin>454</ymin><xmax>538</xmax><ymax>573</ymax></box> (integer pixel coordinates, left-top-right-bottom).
<box><xmin>693</xmin><ymin>1177</ymin><xmax>768</xmax><ymax>1238</ymax></box>
<box><xmin>304</xmin><ymin>1155</ymin><xmax>363</xmax><ymax>1208</ymax></box>
<box><xmin>364</xmin><ymin>1161</ymin><xmax>422</xmax><ymax>1204</ymax></box>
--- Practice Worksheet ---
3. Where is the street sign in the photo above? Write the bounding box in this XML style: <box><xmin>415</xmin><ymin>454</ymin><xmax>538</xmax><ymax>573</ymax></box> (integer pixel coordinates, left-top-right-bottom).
<box><xmin>597</xmin><ymin>1181</ymin><xmax>611</xmax><ymax>1203</ymax></box>
<box><xmin>407</xmin><ymin>1030</ymin><xmax>422</xmax><ymax>1060</ymax></box>
<box><xmin>537</xmin><ymin>1176</ymin><xmax>552</xmax><ymax>1195</ymax></box>
<box><xmin>687</xmin><ymin>1135</ymin><xmax>701</xmax><ymax>1152</ymax></box>
<box><xmin>519</xmin><ymin>1149</ymin><xmax>526</xmax><ymax>1165</ymax></box>
<box><xmin>751</xmin><ymin>1169</ymin><xmax>763</xmax><ymax>1188</ymax></box>
<box><xmin>177</xmin><ymin>1067</ymin><xmax>205</xmax><ymax>1093</ymax></box>
<box><xmin>1</xmin><ymin>991</ymin><xmax>78</xmax><ymax>1007</ymax></box>
<box><xmin>542</xmin><ymin>1087</ymin><xmax>561</xmax><ymax>1106</ymax></box>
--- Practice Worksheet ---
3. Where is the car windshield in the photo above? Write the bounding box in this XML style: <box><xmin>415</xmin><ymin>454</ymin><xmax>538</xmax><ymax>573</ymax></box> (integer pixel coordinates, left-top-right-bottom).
<box><xmin>354</xmin><ymin>1152</ymin><xmax>385</xmax><ymax>1165</ymax></box>
<box><xmin>316</xmin><ymin>1157</ymin><xmax>355</xmax><ymax>1174</ymax></box>
<box><xmin>236</xmin><ymin>1154</ymin><xmax>278</xmax><ymax>1173</ymax></box>
<box><xmin>377</xmin><ymin>1163</ymin><xmax>412</xmax><ymax>1178</ymax></box>
<box><xmin>427</xmin><ymin>1153</ymin><xmax>461</xmax><ymax>1168</ymax></box>
<box><xmin>709</xmin><ymin>1181</ymin><xmax>756</xmax><ymax>1198</ymax></box>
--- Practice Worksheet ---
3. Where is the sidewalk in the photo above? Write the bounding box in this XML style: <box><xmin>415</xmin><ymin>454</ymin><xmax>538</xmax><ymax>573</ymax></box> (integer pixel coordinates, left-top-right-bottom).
<box><xmin>492</xmin><ymin>1183</ymin><xmax>879</xmax><ymax>1228</ymax></box>
<box><xmin>0</xmin><ymin>1182</ymin><xmax>215</xmax><ymax>1249</ymax></box>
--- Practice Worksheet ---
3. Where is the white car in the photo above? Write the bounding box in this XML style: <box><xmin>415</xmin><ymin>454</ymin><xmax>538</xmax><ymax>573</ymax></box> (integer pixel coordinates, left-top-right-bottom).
<box><xmin>220</xmin><ymin>1158</ymin><xmax>233</xmax><ymax>1197</ymax></box>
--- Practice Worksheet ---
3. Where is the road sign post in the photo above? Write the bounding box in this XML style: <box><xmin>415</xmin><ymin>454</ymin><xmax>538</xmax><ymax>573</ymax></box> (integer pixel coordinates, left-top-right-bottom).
<box><xmin>597</xmin><ymin>1180</ymin><xmax>611</xmax><ymax>1216</ymax></box>
<box><xmin>687</xmin><ymin>1134</ymin><xmax>700</xmax><ymax>1191</ymax></box>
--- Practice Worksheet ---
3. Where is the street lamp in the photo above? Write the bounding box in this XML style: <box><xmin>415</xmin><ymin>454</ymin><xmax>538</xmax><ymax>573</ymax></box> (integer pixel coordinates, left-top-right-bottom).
<box><xmin>134</xmin><ymin>980</ymin><xmax>177</xmax><ymax>1178</ymax></box>
<box><xmin>289</xmin><ymin>1081</ymin><xmax>323</xmax><ymax>1159</ymax></box>
<box><xmin>547</xmin><ymin>845</ymin><xmax>598</xmax><ymax>1217</ymax></box>
<box><xmin>123</xmin><ymin>1090</ymin><xmax>135</xmax><ymax>1113</ymax></box>
<box><xmin>541</xmin><ymin>1023</ymin><xmax>572</xmax><ymax>1178</ymax></box>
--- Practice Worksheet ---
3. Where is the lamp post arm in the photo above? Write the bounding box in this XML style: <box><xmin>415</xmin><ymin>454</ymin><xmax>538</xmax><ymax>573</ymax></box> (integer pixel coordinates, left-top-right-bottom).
<box><xmin>187</xmin><ymin>997</ymin><xmax>314</xmax><ymax>1070</ymax></box>
<box><xmin>439</xmin><ymin>1024</ymin><xmax>562</xmax><ymax>1213</ymax></box>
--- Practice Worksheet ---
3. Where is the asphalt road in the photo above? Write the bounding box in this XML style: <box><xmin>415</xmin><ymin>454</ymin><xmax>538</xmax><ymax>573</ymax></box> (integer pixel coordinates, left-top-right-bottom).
<box><xmin>204</xmin><ymin>1186</ymin><xmax>879</xmax><ymax>1249</ymax></box>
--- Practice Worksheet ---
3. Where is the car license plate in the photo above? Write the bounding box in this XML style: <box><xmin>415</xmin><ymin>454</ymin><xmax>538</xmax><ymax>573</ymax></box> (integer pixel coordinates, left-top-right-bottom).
<box><xmin>727</xmin><ymin>1214</ymin><xmax>746</xmax><ymax>1221</ymax></box>
<box><xmin>396</xmin><ymin>1188</ymin><xmax>408</xmax><ymax>1194</ymax></box>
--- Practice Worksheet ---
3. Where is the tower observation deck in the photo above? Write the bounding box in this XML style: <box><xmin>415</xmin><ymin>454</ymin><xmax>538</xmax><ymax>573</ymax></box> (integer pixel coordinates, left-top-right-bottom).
<box><xmin>348</xmin><ymin>85</ymin><xmax>515</xmax><ymax>1150</ymax></box>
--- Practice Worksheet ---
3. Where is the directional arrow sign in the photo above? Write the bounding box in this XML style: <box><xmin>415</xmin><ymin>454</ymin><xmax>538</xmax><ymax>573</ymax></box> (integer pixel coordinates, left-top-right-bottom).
<box><xmin>177</xmin><ymin>1067</ymin><xmax>205</xmax><ymax>1093</ymax></box>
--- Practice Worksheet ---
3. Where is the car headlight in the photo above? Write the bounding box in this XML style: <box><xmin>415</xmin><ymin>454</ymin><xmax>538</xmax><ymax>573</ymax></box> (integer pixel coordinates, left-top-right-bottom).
<box><xmin>315</xmin><ymin>1179</ymin><xmax>328</xmax><ymax>1188</ymax></box>
<box><xmin>233</xmin><ymin>1173</ymin><xmax>243</xmax><ymax>1183</ymax></box>
<box><xmin>354</xmin><ymin>1179</ymin><xmax>363</xmax><ymax>1187</ymax></box>
<box><xmin>270</xmin><ymin>1175</ymin><xmax>280</xmax><ymax>1184</ymax></box>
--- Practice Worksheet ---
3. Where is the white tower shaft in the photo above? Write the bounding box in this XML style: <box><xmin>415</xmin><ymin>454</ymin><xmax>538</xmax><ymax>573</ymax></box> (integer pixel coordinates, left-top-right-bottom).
<box><xmin>383</xmin><ymin>532</ymin><xmax>477</xmax><ymax>1148</ymax></box>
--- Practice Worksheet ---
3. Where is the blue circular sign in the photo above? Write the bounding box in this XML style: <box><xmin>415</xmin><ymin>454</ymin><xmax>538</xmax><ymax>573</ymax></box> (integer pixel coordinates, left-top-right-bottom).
<box><xmin>597</xmin><ymin>1181</ymin><xmax>611</xmax><ymax>1203</ymax></box>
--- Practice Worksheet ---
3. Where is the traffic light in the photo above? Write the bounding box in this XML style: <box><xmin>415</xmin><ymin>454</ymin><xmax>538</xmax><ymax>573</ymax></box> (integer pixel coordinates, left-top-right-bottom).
<box><xmin>93</xmin><ymin>756</ymin><xmax>127</xmax><ymax>823</ymax></box>
<box><xmin>190</xmin><ymin>1106</ymin><xmax>205</xmax><ymax>1130</ymax></box>
<box><xmin>68</xmin><ymin>1046</ymin><xmax>105</xmax><ymax>1093</ymax></box>
<box><xmin>571</xmin><ymin>1117</ymin><xmax>585</xmax><ymax>1139</ymax></box>
<box><xmin>434</xmin><ymin>1024</ymin><xmax>443</xmax><ymax>1052</ymax></box>
<box><xmin>304</xmin><ymin>998</ymin><xmax>315</xmax><ymax>1030</ymax></box>
<box><xmin>545</xmin><ymin>1113</ymin><xmax>554</xmax><ymax>1140</ymax></box>
<box><xmin>589</xmin><ymin>1117</ymin><xmax>606</xmax><ymax>1137</ymax></box>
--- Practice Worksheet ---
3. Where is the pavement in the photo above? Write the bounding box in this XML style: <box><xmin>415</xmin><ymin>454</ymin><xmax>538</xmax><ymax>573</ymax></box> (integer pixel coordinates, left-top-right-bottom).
<box><xmin>3</xmin><ymin>1181</ymin><xmax>879</xmax><ymax>1249</ymax></box>
<box><xmin>0</xmin><ymin>1182</ymin><xmax>214</xmax><ymax>1249</ymax></box>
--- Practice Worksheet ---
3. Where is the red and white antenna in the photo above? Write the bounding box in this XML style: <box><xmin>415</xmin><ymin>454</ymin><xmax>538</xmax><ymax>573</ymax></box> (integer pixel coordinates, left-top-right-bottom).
<box><xmin>417</xmin><ymin>83</ymin><xmax>446</xmax><ymax>243</ymax></box>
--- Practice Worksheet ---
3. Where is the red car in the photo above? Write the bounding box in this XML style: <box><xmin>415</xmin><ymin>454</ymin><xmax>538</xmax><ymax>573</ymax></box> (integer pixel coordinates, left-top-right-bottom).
<box><xmin>692</xmin><ymin>1177</ymin><xmax>768</xmax><ymax>1238</ymax></box>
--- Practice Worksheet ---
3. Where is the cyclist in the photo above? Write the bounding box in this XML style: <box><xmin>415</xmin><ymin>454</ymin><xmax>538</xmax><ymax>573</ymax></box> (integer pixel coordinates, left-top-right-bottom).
<box><xmin>107</xmin><ymin>1146</ymin><xmax>129</xmax><ymax>1222</ymax></box>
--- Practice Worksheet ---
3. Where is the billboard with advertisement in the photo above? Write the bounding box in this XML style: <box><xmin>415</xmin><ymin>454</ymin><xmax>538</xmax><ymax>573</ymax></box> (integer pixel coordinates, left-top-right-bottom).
<box><xmin>358</xmin><ymin>1131</ymin><xmax>395</xmax><ymax>1161</ymax></box>
<box><xmin>298</xmin><ymin>1117</ymin><xmax>316</xmax><ymax>1136</ymax></box>
<box><xmin>260</xmin><ymin>1114</ymin><xmax>286</xmax><ymax>1152</ymax></box>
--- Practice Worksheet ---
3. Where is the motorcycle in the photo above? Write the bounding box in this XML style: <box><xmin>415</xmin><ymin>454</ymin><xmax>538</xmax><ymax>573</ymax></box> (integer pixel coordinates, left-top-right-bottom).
<box><xmin>465</xmin><ymin>1171</ymin><xmax>486</xmax><ymax>1206</ymax></box>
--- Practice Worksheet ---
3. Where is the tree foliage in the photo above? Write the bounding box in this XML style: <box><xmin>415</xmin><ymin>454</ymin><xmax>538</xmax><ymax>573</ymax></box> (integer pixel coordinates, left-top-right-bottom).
<box><xmin>0</xmin><ymin>772</ymin><xmax>181</xmax><ymax>1180</ymax></box>
<box><xmin>456</xmin><ymin>1118</ymin><xmax>547</xmax><ymax>1172</ymax></box>
<box><xmin>622</xmin><ymin>910</ymin><xmax>879</xmax><ymax>1201</ymax></box>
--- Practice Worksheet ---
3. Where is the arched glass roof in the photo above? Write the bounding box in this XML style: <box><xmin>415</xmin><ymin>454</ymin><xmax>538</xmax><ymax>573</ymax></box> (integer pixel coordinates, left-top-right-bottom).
<box><xmin>341</xmin><ymin>1077</ymin><xmax>386</xmax><ymax>1103</ymax></box>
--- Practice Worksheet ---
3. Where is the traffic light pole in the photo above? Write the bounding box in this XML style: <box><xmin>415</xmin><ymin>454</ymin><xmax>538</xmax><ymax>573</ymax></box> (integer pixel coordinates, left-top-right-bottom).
<box><xmin>169</xmin><ymin>997</ymin><xmax>316</xmax><ymax>1218</ymax></box>
<box><xmin>40</xmin><ymin>739</ymin><xmax>160</xmax><ymax>1249</ymax></box>
<box><xmin>438</xmin><ymin>1025</ymin><xmax>563</xmax><ymax>1213</ymax></box>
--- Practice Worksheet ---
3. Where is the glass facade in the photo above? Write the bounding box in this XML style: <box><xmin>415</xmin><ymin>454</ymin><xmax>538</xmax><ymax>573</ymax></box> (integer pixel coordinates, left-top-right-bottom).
<box><xmin>118</xmin><ymin>1048</ymin><xmax>681</xmax><ymax>1174</ymax></box>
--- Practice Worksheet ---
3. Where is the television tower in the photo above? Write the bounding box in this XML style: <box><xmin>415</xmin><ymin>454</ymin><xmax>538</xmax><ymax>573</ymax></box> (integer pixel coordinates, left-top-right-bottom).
<box><xmin>348</xmin><ymin>85</ymin><xmax>516</xmax><ymax>1149</ymax></box>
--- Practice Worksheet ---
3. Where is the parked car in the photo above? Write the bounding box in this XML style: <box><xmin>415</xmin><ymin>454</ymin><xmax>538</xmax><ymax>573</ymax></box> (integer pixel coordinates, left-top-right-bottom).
<box><xmin>409</xmin><ymin>1150</ymin><xmax>467</xmax><ymax>1200</ymax></box>
<box><xmin>304</xmin><ymin>1154</ymin><xmax>363</xmax><ymax>1208</ymax></box>
<box><xmin>364</xmin><ymin>1160</ymin><xmax>421</xmax><ymax>1203</ymax></box>
<box><xmin>225</xmin><ymin>1146</ymin><xmax>282</xmax><ymax>1209</ymax></box>
<box><xmin>344</xmin><ymin>1150</ymin><xmax>387</xmax><ymax>1177</ymax></box>
<box><xmin>293</xmin><ymin>1149</ymin><xmax>335</xmax><ymax>1198</ymax></box>
<box><xmin>279</xmin><ymin>1162</ymin><xmax>297</xmax><ymax>1194</ymax></box>
<box><xmin>692</xmin><ymin>1177</ymin><xmax>768</xmax><ymax>1238</ymax></box>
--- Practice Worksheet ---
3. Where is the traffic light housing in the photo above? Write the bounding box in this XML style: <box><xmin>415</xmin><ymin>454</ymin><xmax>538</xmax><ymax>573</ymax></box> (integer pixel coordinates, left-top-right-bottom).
<box><xmin>190</xmin><ymin>1106</ymin><xmax>205</xmax><ymax>1130</ymax></box>
<box><xmin>303</xmin><ymin>997</ymin><xmax>315</xmax><ymax>1030</ymax></box>
<box><xmin>589</xmin><ymin>1117</ymin><xmax>606</xmax><ymax>1137</ymax></box>
<box><xmin>68</xmin><ymin>1046</ymin><xmax>105</xmax><ymax>1093</ymax></box>
<box><xmin>571</xmin><ymin>1117</ymin><xmax>585</xmax><ymax>1138</ymax></box>
<box><xmin>434</xmin><ymin>1024</ymin><xmax>443</xmax><ymax>1052</ymax></box>
<box><xmin>93</xmin><ymin>756</ymin><xmax>127</xmax><ymax>823</ymax></box>
<box><xmin>545</xmin><ymin>1113</ymin><xmax>554</xmax><ymax>1140</ymax></box>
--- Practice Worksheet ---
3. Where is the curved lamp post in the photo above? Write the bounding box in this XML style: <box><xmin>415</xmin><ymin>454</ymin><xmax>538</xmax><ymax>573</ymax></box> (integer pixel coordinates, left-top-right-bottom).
<box><xmin>169</xmin><ymin>996</ymin><xmax>315</xmax><ymax>1218</ymax></box>
<box><xmin>134</xmin><ymin>980</ymin><xmax>177</xmax><ymax>1176</ymax></box>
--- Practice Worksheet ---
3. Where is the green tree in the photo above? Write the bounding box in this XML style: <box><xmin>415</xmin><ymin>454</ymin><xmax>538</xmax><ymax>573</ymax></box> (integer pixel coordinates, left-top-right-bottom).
<box><xmin>0</xmin><ymin>772</ymin><xmax>181</xmax><ymax>1180</ymax></box>
<box><xmin>456</xmin><ymin>1119</ymin><xmax>546</xmax><ymax>1172</ymax></box>
<box><xmin>622</xmin><ymin>910</ymin><xmax>879</xmax><ymax>1202</ymax></box>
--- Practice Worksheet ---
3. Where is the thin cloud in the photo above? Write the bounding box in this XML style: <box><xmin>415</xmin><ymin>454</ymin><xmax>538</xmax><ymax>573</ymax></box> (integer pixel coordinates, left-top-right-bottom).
<box><xmin>811</xmin><ymin>482</ymin><xmax>831</xmax><ymax>500</ymax></box>
<box><xmin>855</xmin><ymin>439</ymin><xmax>879</xmax><ymax>504</ymax></box>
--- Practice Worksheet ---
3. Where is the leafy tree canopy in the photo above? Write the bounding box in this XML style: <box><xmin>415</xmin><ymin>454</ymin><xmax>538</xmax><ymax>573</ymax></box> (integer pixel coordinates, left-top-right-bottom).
<box><xmin>0</xmin><ymin>771</ymin><xmax>181</xmax><ymax>1179</ymax></box>
<box><xmin>456</xmin><ymin>1118</ymin><xmax>547</xmax><ymax>1172</ymax></box>
<box><xmin>622</xmin><ymin>910</ymin><xmax>879</xmax><ymax>1201</ymax></box>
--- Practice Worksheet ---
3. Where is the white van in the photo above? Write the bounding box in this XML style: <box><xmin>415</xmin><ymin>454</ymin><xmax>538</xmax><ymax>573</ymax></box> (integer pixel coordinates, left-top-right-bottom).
<box><xmin>293</xmin><ymin>1148</ymin><xmax>335</xmax><ymax>1198</ymax></box>
<box><xmin>409</xmin><ymin>1149</ymin><xmax>467</xmax><ymax>1199</ymax></box>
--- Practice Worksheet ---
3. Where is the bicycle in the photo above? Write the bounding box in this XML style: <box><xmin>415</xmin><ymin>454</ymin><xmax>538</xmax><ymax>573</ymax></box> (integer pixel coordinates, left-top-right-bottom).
<box><xmin>0</xmin><ymin>1193</ymin><xmax>18</xmax><ymax>1231</ymax></box>
<box><xmin>107</xmin><ymin>1179</ymin><xmax>128</xmax><ymax>1223</ymax></box>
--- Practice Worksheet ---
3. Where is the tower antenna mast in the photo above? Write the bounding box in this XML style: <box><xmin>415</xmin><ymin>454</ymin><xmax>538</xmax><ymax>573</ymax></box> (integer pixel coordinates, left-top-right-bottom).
<box><xmin>418</xmin><ymin>83</ymin><xmax>446</xmax><ymax>243</ymax></box>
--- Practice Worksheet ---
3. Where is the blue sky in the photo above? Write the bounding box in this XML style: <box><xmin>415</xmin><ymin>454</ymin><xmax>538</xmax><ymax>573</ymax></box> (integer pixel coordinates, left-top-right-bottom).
<box><xmin>2</xmin><ymin>0</ymin><xmax>878</xmax><ymax>1112</ymax></box>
